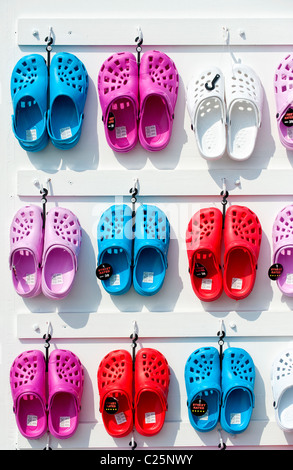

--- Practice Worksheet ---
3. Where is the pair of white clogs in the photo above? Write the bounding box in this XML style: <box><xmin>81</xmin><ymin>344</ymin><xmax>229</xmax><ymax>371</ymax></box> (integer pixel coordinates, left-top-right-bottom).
<box><xmin>186</xmin><ymin>64</ymin><xmax>263</xmax><ymax>161</ymax></box>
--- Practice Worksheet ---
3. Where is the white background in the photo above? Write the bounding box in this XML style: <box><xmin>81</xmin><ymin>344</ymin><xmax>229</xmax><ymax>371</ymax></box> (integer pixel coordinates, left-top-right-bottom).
<box><xmin>2</xmin><ymin>0</ymin><xmax>293</xmax><ymax>450</ymax></box>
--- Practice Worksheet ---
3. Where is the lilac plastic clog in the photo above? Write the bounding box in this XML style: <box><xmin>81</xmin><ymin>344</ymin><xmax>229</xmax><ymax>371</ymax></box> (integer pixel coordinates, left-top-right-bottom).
<box><xmin>9</xmin><ymin>205</ymin><xmax>44</xmax><ymax>298</ymax></box>
<box><xmin>10</xmin><ymin>350</ymin><xmax>47</xmax><ymax>439</ymax></box>
<box><xmin>42</xmin><ymin>207</ymin><xmax>82</xmax><ymax>299</ymax></box>
<box><xmin>98</xmin><ymin>52</ymin><xmax>139</xmax><ymax>152</ymax></box>
<box><xmin>48</xmin><ymin>349</ymin><xmax>84</xmax><ymax>439</ymax></box>
<box><xmin>274</xmin><ymin>54</ymin><xmax>293</xmax><ymax>150</ymax></box>
<box><xmin>272</xmin><ymin>205</ymin><xmax>293</xmax><ymax>296</ymax></box>
<box><xmin>139</xmin><ymin>50</ymin><xmax>179</xmax><ymax>151</ymax></box>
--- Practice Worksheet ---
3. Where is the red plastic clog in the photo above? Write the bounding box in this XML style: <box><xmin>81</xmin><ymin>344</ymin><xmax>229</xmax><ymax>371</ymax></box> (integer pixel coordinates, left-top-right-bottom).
<box><xmin>186</xmin><ymin>207</ymin><xmax>223</xmax><ymax>301</ymax></box>
<box><xmin>97</xmin><ymin>349</ymin><xmax>133</xmax><ymax>437</ymax></box>
<box><xmin>223</xmin><ymin>205</ymin><xmax>262</xmax><ymax>300</ymax></box>
<box><xmin>134</xmin><ymin>348</ymin><xmax>170</xmax><ymax>436</ymax></box>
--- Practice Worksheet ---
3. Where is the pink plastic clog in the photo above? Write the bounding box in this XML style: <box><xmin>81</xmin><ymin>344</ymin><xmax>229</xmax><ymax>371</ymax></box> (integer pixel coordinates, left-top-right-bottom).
<box><xmin>9</xmin><ymin>205</ymin><xmax>44</xmax><ymax>298</ymax></box>
<box><xmin>272</xmin><ymin>205</ymin><xmax>293</xmax><ymax>296</ymax></box>
<box><xmin>274</xmin><ymin>54</ymin><xmax>293</xmax><ymax>150</ymax></box>
<box><xmin>42</xmin><ymin>207</ymin><xmax>82</xmax><ymax>299</ymax></box>
<box><xmin>10</xmin><ymin>350</ymin><xmax>47</xmax><ymax>439</ymax></box>
<box><xmin>98</xmin><ymin>52</ymin><xmax>139</xmax><ymax>152</ymax></box>
<box><xmin>139</xmin><ymin>50</ymin><xmax>179</xmax><ymax>151</ymax></box>
<box><xmin>48</xmin><ymin>349</ymin><xmax>84</xmax><ymax>439</ymax></box>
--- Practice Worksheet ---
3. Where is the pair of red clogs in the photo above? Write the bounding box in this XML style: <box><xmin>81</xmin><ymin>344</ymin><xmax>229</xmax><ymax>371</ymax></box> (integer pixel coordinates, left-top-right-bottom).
<box><xmin>97</xmin><ymin>348</ymin><xmax>170</xmax><ymax>437</ymax></box>
<box><xmin>186</xmin><ymin>205</ymin><xmax>262</xmax><ymax>301</ymax></box>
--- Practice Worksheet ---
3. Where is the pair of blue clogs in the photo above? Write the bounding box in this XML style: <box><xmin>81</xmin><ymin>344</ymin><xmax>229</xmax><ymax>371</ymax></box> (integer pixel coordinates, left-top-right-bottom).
<box><xmin>97</xmin><ymin>204</ymin><xmax>170</xmax><ymax>296</ymax></box>
<box><xmin>185</xmin><ymin>346</ymin><xmax>255</xmax><ymax>434</ymax></box>
<box><xmin>11</xmin><ymin>53</ymin><xmax>88</xmax><ymax>151</ymax></box>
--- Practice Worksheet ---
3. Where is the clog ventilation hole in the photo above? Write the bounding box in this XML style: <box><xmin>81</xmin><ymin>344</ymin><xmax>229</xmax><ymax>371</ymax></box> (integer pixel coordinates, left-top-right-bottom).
<box><xmin>57</xmin><ymin>56</ymin><xmax>88</xmax><ymax>94</ymax></box>
<box><xmin>275</xmin><ymin>55</ymin><xmax>293</xmax><ymax>94</ymax></box>
<box><xmin>187</xmin><ymin>349</ymin><xmax>217</xmax><ymax>383</ymax></box>
<box><xmin>12</xmin><ymin>57</ymin><xmax>38</xmax><ymax>96</ymax></box>
<box><xmin>275</xmin><ymin>353</ymin><xmax>293</xmax><ymax>380</ymax></box>
<box><xmin>147</xmin><ymin>54</ymin><xmax>178</xmax><ymax>94</ymax></box>
<box><xmin>99</xmin><ymin>54</ymin><xmax>131</xmax><ymax>95</ymax></box>
<box><xmin>141</xmin><ymin>352</ymin><xmax>168</xmax><ymax>387</ymax></box>
<box><xmin>231</xmin><ymin>68</ymin><xmax>257</xmax><ymax>99</ymax></box>
<box><xmin>99</xmin><ymin>208</ymin><xmax>125</xmax><ymax>241</ymax></box>
<box><xmin>231</xmin><ymin>209</ymin><xmax>261</xmax><ymax>245</ymax></box>
<box><xmin>100</xmin><ymin>352</ymin><xmax>127</xmax><ymax>387</ymax></box>
<box><xmin>11</xmin><ymin>352</ymin><xmax>39</xmax><ymax>388</ymax></box>
<box><xmin>11</xmin><ymin>209</ymin><xmax>37</xmax><ymax>243</ymax></box>
<box><xmin>53</xmin><ymin>211</ymin><xmax>81</xmax><ymax>246</ymax></box>
<box><xmin>274</xmin><ymin>211</ymin><xmax>293</xmax><ymax>243</ymax></box>
<box><xmin>142</xmin><ymin>208</ymin><xmax>168</xmax><ymax>241</ymax></box>
<box><xmin>188</xmin><ymin>210</ymin><xmax>216</xmax><ymax>243</ymax></box>
<box><xmin>227</xmin><ymin>352</ymin><xmax>254</xmax><ymax>383</ymax></box>
<box><xmin>54</xmin><ymin>353</ymin><xmax>83</xmax><ymax>388</ymax></box>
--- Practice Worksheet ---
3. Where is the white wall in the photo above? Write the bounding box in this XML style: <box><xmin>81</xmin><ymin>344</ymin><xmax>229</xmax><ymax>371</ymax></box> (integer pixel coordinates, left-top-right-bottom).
<box><xmin>2</xmin><ymin>0</ymin><xmax>293</xmax><ymax>450</ymax></box>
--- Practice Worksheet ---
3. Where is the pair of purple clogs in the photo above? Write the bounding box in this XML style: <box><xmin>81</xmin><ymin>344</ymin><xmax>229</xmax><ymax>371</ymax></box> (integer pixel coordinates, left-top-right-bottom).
<box><xmin>98</xmin><ymin>50</ymin><xmax>179</xmax><ymax>153</ymax></box>
<box><xmin>9</xmin><ymin>205</ymin><xmax>81</xmax><ymax>299</ymax></box>
<box><xmin>10</xmin><ymin>348</ymin><xmax>84</xmax><ymax>440</ymax></box>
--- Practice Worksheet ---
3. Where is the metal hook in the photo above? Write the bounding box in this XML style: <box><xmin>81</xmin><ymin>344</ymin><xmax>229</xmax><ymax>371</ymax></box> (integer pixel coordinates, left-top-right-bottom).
<box><xmin>45</xmin><ymin>26</ymin><xmax>53</xmax><ymax>70</ymax></box>
<box><xmin>129</xmin><ymin>434</ymin><xmax>137</xmax><ymax>451</ymax></box>
<box><xmin>43</xmin><ymin>322</ymin><xmax>52</xmax><ymax>372</ymax></box>
<box><xmin>222</xmin><ymin>26</ymin><xmax>229</xmax><ymax>44</ymax></box>
<box><xmin>130</xmin><ymin>321</ymin><xmax>138</xmax><ymax>370</ymax></box>
<box><xmin>129</xmin><ymin>178</ymin><xmax>139</xmax><ymax>202</ymax></box>
<box><xmin>45</xmin><ymin>26</ymin><xmax>53</xmax><ymax>49</ymax></box>
<box><xmin>135</xmin><ymin>26</ymin><xmax>143</xmax><ymax>48</ymax></box>
<box><xmin>217</xmin><ymin>428</ymin><xmax>227</xmax><ymax>450</ymax></box>
<box><xmin>217</xmin><ymin>319</ymin><xmax>225</xmax><ymax>370</ymax></box>
<box><xmin>39</xmin><ymin>178</ymin><xmax>51</xmax><ymax>229</ymax></box>
<box><xmin>135</xmin><ymin>26</ymin><xmax>143</xmax><ymax>65</ymax></box>
<box><xmin>43</xmin><ymin>432</ymin><xmax>52</xmax><ymax>451</ymax></box>
<box><xmin>220</xmin><ymin>178</ymin><xmax>229</xmax><ymax>229</ymax></box>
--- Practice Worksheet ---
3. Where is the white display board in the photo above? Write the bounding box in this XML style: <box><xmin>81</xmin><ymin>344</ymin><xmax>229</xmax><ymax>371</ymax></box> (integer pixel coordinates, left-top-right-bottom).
<box><xmin>2</xmin><ymin>0</ymin><xmax>293</xmax><ymax>451</ymax></box>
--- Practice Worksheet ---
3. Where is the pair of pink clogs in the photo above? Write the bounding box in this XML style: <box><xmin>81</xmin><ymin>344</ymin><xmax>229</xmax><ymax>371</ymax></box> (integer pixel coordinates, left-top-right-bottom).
<box><xmin>9</xmin><ymin>205</ymin><xmax>81</xmax><ymax>299</ymax></box>
<box><xmin>10</xmin><ymin>349</ymin><xmax>84</xmax><ymax>440</ymax></box>
<box><xmin>98</xmin><ymin>50</ymin><xmax>179</xmax><ymax>152</ymax></box>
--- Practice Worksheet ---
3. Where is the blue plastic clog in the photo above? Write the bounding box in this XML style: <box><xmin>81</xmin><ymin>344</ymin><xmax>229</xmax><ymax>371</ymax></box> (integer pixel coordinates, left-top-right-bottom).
<box><xmin>97</xmin><ymin>204</ymin><xmax>133</xmax><ymax>295</ymax></box>
<box><xmin>185</xmin><ymin>347</ymin><xmax>221</xmax><ymax>432</ymax></box>
<box><xmin>133</xmin><ymin>204</ymin><xmax>170</xmax><ymax>296</ymax></box>
<box><xmin>220</xmin><ymin>347</ymin><xmax>255</xmax><ymax>434</ymax></box>
<box><xmin>11</xmin><ymin>54</ymin><xmax>48</xmax><ymax>152</ymax></box>
<box><xmin>47</xmin><ymin>52</ymin><xmax>88</xmax><ymax>149</ymax></box>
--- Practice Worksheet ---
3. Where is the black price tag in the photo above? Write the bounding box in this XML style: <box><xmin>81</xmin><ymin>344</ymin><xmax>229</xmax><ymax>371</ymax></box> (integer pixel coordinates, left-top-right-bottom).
<box><xmin>104</xmin><ymin>397</ymin><xmax>119</xmax><ymax>414</ymax></box>
<box><xmin>107</xmin><ymin>112</ymin><xmax>115</xmax><ymax>130</ymax></box>
<box><xmin>193</xmin><ymin>263</ymin><xmax>208</xmax><ymax>278</ymax></box>
<box><xmin>268</xmin><ymin>263</ymin><xmax>283</xmax><ymax>280</ymax></box>
<box><xmin>282</xmin><ymin>108</ymin><xmax>293</xmax><ymax>127</ymax></box>
<box><xmin>96</xmin><ymin>263</ymin><xmax>113</xmax><ymax>280</ymax></box>
<box><xmin>190</xmin><ymin>398</ymin><xmax>208</xmax><ymax>416</ymax></box>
